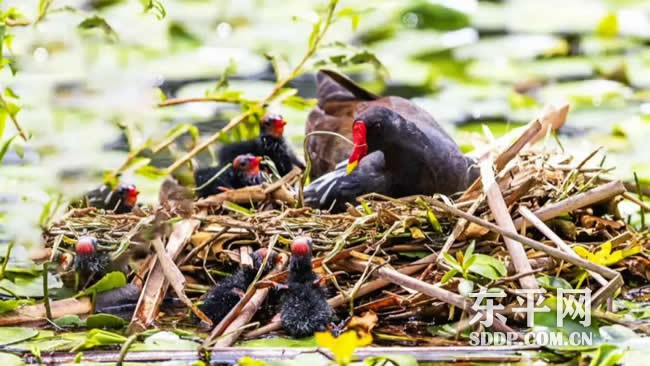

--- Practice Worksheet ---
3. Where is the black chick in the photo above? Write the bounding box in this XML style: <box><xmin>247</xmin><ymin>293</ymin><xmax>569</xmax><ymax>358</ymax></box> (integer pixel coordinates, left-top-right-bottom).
<box><xmin>71</xmin><ymin>183</ymin><xmax>139</xmax><ymax>214</ymax></box>
<box><xmin>281</xmin><ymin>237</ymin><xmax>332</xmax><ymax>338</ymax></box>
<box><xmin>73</xmin><ymin>236</ymin><xmax>111</xmax><ymax>276</ymax></box>
<box><xmin>199</xmin><ymin>248</ymin><xmax>277</xmax><ymax>325</ymax></box>
<box><xmin>218</xmin><ymin>114</ymin><xmax>305</xmax><ymax>177</ymax></box>
<box><xmin>194</xmin><ymin>154</ymin><xmax>264</xmax><ymax>198</ymax></box>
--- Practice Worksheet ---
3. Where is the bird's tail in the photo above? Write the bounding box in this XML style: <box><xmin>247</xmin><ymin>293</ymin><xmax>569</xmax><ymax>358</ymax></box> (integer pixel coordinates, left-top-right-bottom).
<box><xmin>315</xmin><ymin>69</ymin><xmax>378</xmax><ymax>108</ymax></box>
<box><xmin>303</xmin><ymin>161</ymin><xmax>347</xmax><ymax>209</ymax></box>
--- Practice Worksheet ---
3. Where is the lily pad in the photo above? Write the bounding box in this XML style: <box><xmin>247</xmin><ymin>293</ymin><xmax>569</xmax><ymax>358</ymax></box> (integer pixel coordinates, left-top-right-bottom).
<box><xmin>86</xmin><ymin>313</ymin><xmax>126</xmax><ymax>329</ymax></box>
<box><xmin>0</xmin><ymin>353</ymin><xmax>23</xmax><ymax>366</ymax></box>
<box><xmin>76</xmin><ymin>271</ymin><xmax>126</xmax><ymax>297</ymax></box>
<box><xmin>0</xmin><ymin>327</ymin><xmax>38</xmax><ymax>346</ymax></box>
<box><xmin>0</xmin><ymin>273</ymin><xmax>62</xmax><ymax>298</ymax></box>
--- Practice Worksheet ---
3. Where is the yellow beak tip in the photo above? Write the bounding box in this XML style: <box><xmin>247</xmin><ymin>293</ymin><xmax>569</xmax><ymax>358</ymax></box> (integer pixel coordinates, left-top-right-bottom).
<box><xmin>346</xmin><ymin>162</ymin><xmax>358</xmax><ymax>175</ymax></box>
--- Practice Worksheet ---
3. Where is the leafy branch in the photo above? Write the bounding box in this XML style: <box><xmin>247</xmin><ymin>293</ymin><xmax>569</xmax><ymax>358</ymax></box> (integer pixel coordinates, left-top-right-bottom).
<box><xmin>160</xmin><ymin>0</ymin><xmax>341</xmax><ymax>174</ymax></box>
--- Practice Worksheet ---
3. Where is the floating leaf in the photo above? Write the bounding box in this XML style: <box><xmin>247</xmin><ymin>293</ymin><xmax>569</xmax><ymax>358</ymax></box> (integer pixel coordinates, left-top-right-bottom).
<box><xmin>0</xmin><ymin>327</ymin><xmax>38</xmax><ymax>346</ymax></box>
<box><xmin>53</xmin><ymin>315</ymin><xmax>83</xmax><ymax>329</ymax></box>
<box><xmin>76</xmin><ymin>272</ymin><xmax>126</xmax><ymax>297</ymax></box>
<box><xmin>86</xmin><ymin>313</ymin><xmax>126</xmax><ymax>329</ymax></box>
<box><xmin>0</xmin><ymin>273</ymin><xmax>62</xmax><ymax>297</ymax></box>
<box><xmin>73</xmin><ymin>329</ymin><xmax>127</xmax><ymax>351</ymax></box>
<box><xmin>0</xmin><ymin>298</ymin><xmax>32</xmax><ymax>314</ymax></box>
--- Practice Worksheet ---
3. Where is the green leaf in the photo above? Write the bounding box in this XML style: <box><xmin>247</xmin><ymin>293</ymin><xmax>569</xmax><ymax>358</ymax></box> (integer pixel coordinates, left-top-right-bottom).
<box><xmin>0</xmin><ymin>134</ymin><xmax>17</xmax><ymax>162</ymax></box>
<box><xmin>237</xmin><ymin>357</ymin><xmax>266</xmax><ymax>366</ymax></box>
<box><xmin>596</xmin><ymin>13</ymin><xmax>618</xmax><ymax>38</ymax></box>
<box><xmin>168</xmin><ymin>22</ymin><xmax>201</xmax><ymax>48</ymax></box>
<box><xmin>0</xmin><ymin>273</ymin><xmax>63</xmax><ymax>297</ymax></box>
<box><xmin>38</xmin><ymin>0</ymin><xmax>54</xmax><ymax>21</ymax></box>
<box><xmin>86</xmin><ymin>313</ymin><xmax>126</xmax><ymax>329</ymax></box>
<box><xmin>588</xmin><ymin>344</ymin><xmax>624</xmax><ymax>366</ymax></box>
<box><xmin>308</xmin><ymin>19</ymin><xmax>323</xmax><ymax>49</ymax></box>
<box><xmin>141</xmin><ymin>0</ymin><xmax>166</xmax><ymax>20</ymax></box>
<box><xmin>78</xmin><ymin>16</ymin><xmax>118</xmax><ymax>41</ymax></box>
<box><xmin>135</xmin><ymin>164</ymin><xmax>167</xmax><ymax>180</ymax></box>
<box><xmin>73</xmin><ymin>329</ymin><xmax>127</xmax><ymax>351</ymax></box>
<box><xmin>265</xmin><ymin>52</ymin><xmax>291</xmax><ymax>82</ymax></box>
<box><xmin>76</xmin><ymin>272</ymin><xmax>126</xmax><ymax>297</ymax></box>
<box><xmin>53</xmin><ymin>315</ymin><xmax>83</xmax><ymax>328</ymax></box>
<box><xmin>0</xmin><ymin>298</ymin><xmax>32</xmax><ymax>314</ymax></box>
<box><xmin>468</xmin><ymin>254</ymin><xmax>507</xmax><ymax>280</ymax></box>
<box><xmin>4</xmin><ymin>87</ymin><xmax>18</xmax><ymax>99</ymax></box>
<box><xmin>440</xmin><ymin>268</ymin><xmax>458</xmax><ymax>284</ymax></box>
<box><xmin>0</xmin><ymin>327</ymin><xmax>38</xmax><ymax>346</ymax></box>
<box><xmin>400</xmin><ymin>1</ymin><xmax>469</xmax><ymax>31</ymax></box>
<box><xmin>337</xmin><ymin>7</ymin><xmax>361</xmax><ymax>31</ymax></box>
<box><xmin>222</xmin><ymin>201</ymin><xmax>254</xmax><ymax>216</ymax></box>
<box><xmin>537</xmin><ymin>275</ymin><xmax>572</xmax><ymax>291</ymax></box>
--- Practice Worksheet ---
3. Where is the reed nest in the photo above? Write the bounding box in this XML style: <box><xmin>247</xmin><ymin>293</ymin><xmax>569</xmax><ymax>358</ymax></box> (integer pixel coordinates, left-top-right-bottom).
<box><xmin>24</xmin><ymin>105</ymin><xmax>650</xmax><ymax>348</ymax></box>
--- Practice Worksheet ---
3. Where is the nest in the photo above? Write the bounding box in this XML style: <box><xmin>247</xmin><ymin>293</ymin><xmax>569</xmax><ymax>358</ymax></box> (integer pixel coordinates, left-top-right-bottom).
<box><xmin>15</xmin><ymin>105</ymin><xmax>650</xmax><ymax>349</ymax></box>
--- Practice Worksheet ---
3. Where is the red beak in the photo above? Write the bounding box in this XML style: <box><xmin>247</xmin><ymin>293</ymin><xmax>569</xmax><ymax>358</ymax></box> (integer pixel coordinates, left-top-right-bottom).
<box><xmin>347</xmin><ymin>120</ymin><xmax>368</xmax><ymax>174</ymax></box>
<box><xmin>125</xmin><ymin>187</ymin><xmax>139</xmax><ymax>207</ymax></box>
<box><xmin>269</xmin><ymin>119</ymin><xmax>286</xmax><ymax>138</ymax></box>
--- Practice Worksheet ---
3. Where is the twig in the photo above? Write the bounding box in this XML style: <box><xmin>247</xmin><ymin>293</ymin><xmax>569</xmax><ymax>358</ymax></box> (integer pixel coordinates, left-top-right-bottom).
<box><xmin>343</xmin><ymin>259</ymin><xmax>518</xmax><ymax>336</ymax></box>
<box><xmin>0</xmin><ymin>93</ymin><xmax>28</xmax><ymax>141</ymax></box>
<box><xmin>512</xmin><ymin>180</ymin><xmax>626</xmax><ymax>230</ymax></box>
<box><xmin>158</xmin><ymin>96</ymin><xmax>252</xmax><ymax>107</ymax></box>
<box><xmin>623</xmin><ymin>192</ymin><xmax>650</xmax><ymax>212</ymax></box>
<box><xmin>480</xmin><ymin>159</ymin><xmax>538</xmax><ymax>290</ymax></box>
<box><xmin>437</xmin><ymin>195</ymin><xmax>483</xmax><ymax>262</ymax></box>
<box><xmin>42</xmin><ymin>262</ymin><xmax>52</xmax><ymax>321</ymax></box>
<box><xmin>518</xmin><ymin>206</ymin><xmax>608</xmax><ymax>287</ymax></box>
<box><xmin>427</xmin><ymin>198</ymin><xmax>620</xmax><ymax>279</ymax></box>
<box><xmin>0</xmin><ymin>240</ymin><xmax>15</xmax><ymax>280</ymax></box>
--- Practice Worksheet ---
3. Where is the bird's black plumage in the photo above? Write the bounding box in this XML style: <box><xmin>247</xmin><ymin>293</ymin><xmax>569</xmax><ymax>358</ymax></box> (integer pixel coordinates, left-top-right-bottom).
<box><xmin>218</xmin><ymin>114</ymin><xmax>304</xmax><ymax>176</ymax></box>
<box><xmin>281</xmin><ymin>237</ymin><xmax>332</xmax><ymax>338</ymax></box>
<box><xmin>304</xmin><ymin>151</ymin><xmax>390</xmax><ymax>212</ymax></box>
<box><xmin>194</xmin><ymin>154</ymin><xmax>264</xmax><ymax>198</ymax></box>
<box><xmin>199</xmin><ymin>248</ymin><xmax>277</xmax><ymax>325</ymax></box>
<box><xmin>72</xmin><ymin>183</ymin><xmax>139</xmax><ymax>214</ymax></box>
<box><xmin>350</xmin><ymin>106</ymin><xmax>478</xmax><ymax>198</ymax></box>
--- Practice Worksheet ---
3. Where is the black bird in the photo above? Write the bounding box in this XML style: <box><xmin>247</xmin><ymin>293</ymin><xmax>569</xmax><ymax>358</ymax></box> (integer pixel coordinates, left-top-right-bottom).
<box><xmin>71</xmin><ymin>183</ymin><xmax>139</xmax><ymax>214</ymax></box>
<box><xmin>194</xmin><ymin>154</ymin><xmax>264</xmax><ymax>198</ymax></box>
<box><xmin>345</xmin><ymin>106</ymin><xmax>478</xmax><ymax>198</ymax></box>
<box><xmin>199</xmin><ymin>248</ymin><xmax>277</xmax><ymax>325</ymax></box>
<box><xmin>304</xmin><ymin>151</ymin><xmax>390</xmax><ymax>212</ymax></box>
<box><xmin>218</xmin><ymin>114</ymin><xmax>305</xmax><ymax>176</ymax></box>
<box><xmin>281</xmin><ymin>237</ymin><xmax>332</xmax><ymax>338</ymax></box>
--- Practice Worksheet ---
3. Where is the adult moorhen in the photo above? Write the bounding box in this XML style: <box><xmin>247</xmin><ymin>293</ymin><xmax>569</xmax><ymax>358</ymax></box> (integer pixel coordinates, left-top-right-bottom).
<box><xmin>218</xmin><ymin>114</ymin><xmax>305</xmax><ymax>177</ymax></box>
<box><xmin>304</xmin><ymin>70</ymin><xmax>478</xmax><ymax>211</ymax></box>
<box><xmin>194</xmin><ymin>154</ymin><xmax>264</xmax><ymax>198</ymax></box>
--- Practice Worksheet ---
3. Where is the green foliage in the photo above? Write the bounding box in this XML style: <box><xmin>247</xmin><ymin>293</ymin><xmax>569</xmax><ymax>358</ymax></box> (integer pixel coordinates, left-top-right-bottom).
<box><xmin>86</xmin><ymin>313</ymin><xmax>126</xmax><ymax>329</ymax></box>
<box><xmin>141</xmin><ymin>0</ymin><xmax>166</xmax><ymax>20</ymax></box>
<box><xmin>441</xmin><ymin>242</ymin><xmax>507</xmax><ymax>283</ymax></box>
<box><xmin>72</xmin><ymin>329</ymin><xmax>127</xmax><ymax>351</ymax></box>
<box><xmin>0</xmin><ymin>327</ymin><xmax>39</xmax><ymax>346</ymax></box>
<box><xmin>75</xmin><ymin>271</ymin><xmax>126</xmax><ymax>297</ymax></box>
<box><xmin>0</xmin><ymin>298</ymin><xmax>32</xmax><ymax>314</ymax></box>
<box><xmin>400</xmin><ymin>1</ymin><xmax>469</xmax><ymax>31</ymax></box>
<box><xmin>168</xmin><ymin>22</ymin><xmax>201</xmax><ymax>49</ymax></box>
<box><xmin>53</xmin><ymin>314</ymin><xmax>84</xmax><ymax>328</ymax></box>
<box><xmin>78</xmin><ymin>16</ymin><xmax>118</xmax><ymax>42</ymax></box>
